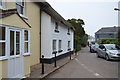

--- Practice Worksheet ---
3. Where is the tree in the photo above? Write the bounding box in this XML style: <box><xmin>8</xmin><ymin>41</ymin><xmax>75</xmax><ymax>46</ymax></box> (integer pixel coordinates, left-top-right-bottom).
<box><xmin>67</xmin><ymin>18</ymin><xmax>88</xmax><ymax>51</ymax></box>
<box><xmin>118</xmin><ymin>28</ymin><xmax>120</xmax><ymax>45</ymax></box>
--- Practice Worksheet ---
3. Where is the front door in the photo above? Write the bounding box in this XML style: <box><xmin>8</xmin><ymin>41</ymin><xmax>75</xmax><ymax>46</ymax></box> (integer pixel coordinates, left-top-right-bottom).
<box><xmin>8</xmin><ymin>28</ymin><xmax>23</xmax><ymax>78</ymax></box>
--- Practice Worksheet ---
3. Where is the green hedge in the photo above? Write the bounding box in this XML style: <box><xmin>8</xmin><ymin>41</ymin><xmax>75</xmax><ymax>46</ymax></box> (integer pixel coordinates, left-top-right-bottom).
<box><xmin>98</xmin><ymin>38</ymin><xmax>118</xmax><ymax>44</ymax></box>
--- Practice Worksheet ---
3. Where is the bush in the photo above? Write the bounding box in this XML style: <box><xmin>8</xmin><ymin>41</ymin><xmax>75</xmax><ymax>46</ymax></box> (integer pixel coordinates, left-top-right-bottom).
<box><xmin>74</xmin><ymin>35</ymin><xmax>81</xmax><ymax>52</ymax></box>
<box><xmin>98</xmin><ymin>38</ymin><xmax>118</xmax><ymax>44</ymax></box>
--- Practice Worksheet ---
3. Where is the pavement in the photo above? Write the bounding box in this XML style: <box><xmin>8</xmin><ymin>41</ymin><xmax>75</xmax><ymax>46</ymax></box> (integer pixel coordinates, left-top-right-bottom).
<box><xmin>28</xmin><ymin>50</ymin><xmax>79</xmax><ymax>78</ymax></box>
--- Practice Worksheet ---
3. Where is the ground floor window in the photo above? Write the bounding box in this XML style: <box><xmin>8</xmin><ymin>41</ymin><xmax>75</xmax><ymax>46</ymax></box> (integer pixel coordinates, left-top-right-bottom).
<box><xmin>52</xmin><ymin>40</ymin><xmax>56</xmax><ymax>52</ymax></box>
<box><xmin>0</xmin><ymin>25</ymin><xmax>30</xmax><ymax>60</ymax></box>
<box><xmin>0</xmin><ymin>27</ymin><xmax>6</xmax><ymax>57</ymax></box>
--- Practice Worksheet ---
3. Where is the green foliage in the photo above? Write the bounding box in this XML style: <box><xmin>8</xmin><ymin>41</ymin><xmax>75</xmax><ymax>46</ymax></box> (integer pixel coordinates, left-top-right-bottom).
<box><xmin>67</xmin><ymin>18</ymin><xmax>88</xmax><ymax>52</ymax></box>
<box><xmin>98</xmin><ymin>38</ymin><xmax>118</xmax><ymax>44</ymax></box>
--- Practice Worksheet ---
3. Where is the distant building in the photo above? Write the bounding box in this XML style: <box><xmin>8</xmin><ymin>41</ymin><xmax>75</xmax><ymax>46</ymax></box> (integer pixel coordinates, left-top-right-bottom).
<box><xmin>88</xmin><ymin>35</ymin><xmax>95</xmax><ymax>42</ymax></box>
<box><xmin>95</xmin><ymin>27</ymin><xmax>120</xmax><ymax>42</ymax></box>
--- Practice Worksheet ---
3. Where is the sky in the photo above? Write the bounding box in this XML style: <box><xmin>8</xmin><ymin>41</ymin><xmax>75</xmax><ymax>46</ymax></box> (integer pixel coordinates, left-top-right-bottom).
<box><xmin>46</xmin><ymin>0</ymin><xmax>119</xmax><ymax>37</ymax></box>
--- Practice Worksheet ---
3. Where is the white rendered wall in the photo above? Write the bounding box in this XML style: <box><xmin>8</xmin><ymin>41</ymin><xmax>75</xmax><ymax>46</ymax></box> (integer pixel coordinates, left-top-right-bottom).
<box><xmin>41</xmin><ymin>11</ymin><xmax>74</xmax><ymax>59</ymax></box>
<box><xmin>41</xmin><ymin>11</ymin><xmax>52</xmax><ymax>58</ymax></box>
<box><xmin>51</xmin><ymin>18</ymin><xmax>74</xmax><ymax>57</ymax></box>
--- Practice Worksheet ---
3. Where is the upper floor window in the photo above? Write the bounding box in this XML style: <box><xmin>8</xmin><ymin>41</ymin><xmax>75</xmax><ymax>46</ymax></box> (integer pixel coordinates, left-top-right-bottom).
<box><xmin>54</xmin><ymin>22</ymin><xmax>59</xmax><ymax>33</ymax></box>
<box><xmin>16</xmin><ymin>0</ymin><xmax>25</xmax><ymax>15</ymax></box>
<box><xmin>0</xmin><ymin>0</ymin><xmax>4</xmax><ymax>9</ymax></box>
<box><xmin>67</xmin><ymin>28</ymin><xmax>70</xmax><ymax>35</ymax></box>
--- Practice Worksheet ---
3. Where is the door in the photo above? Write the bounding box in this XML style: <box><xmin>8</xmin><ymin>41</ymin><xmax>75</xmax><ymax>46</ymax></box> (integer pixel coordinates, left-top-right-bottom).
<box><xmin>8</xmin><ymin>29</ymin><xmax>23</xmax><ymax>78</ymax></box>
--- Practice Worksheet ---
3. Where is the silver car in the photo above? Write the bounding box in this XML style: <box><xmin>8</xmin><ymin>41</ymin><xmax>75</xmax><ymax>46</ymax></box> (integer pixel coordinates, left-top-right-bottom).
<box><xmin>96</xmin><ymin>44</ymin><xmax>120</xmax><ymax>60</ymax></box>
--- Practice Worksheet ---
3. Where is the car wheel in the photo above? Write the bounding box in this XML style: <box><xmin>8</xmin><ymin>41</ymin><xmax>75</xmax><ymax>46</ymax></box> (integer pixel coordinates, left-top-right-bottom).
<box><xmin>96</xmin><ymin>53</ymin><xmax>100</xmax><ymax>58</ymax></box>
<box><xmin>105</xmin><ymin>54</ymin><xmax>110</xmax><ymax>61</ymax></box>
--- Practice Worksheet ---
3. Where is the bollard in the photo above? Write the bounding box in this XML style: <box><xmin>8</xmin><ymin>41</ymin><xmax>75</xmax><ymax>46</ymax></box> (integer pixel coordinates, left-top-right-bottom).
<box><xmin>54</xmin><ymin>52</ymin><xmax>57</xmax><ymax>67</ymax></box>
<box><xmin>41</xmin><ymin>55</ymin><xmax>44</xmax><ymax>74</ymax></box>
<box><xmin>70</xmin><ymin>51</ymin><xmax>71</xmax><ymax>60</ymax></box>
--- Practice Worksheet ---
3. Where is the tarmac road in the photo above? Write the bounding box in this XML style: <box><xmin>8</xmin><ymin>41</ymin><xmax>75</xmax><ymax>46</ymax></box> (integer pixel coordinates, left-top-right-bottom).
<box><xmin>46</xmin><ymin>47</ymin><xmax>119</xmax><ymax>78</ymax></box>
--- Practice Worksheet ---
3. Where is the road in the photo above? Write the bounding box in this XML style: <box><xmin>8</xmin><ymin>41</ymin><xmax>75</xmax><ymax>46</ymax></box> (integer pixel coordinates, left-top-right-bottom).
<box><xmin>46</xmin><ymin>47</ymin><xmax>119</xmax><ymax>78</ymax></box>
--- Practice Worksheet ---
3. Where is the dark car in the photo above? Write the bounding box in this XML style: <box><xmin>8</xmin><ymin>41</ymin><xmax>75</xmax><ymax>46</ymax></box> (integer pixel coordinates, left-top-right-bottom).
<box><xmin>90</xmin><ymin>41</ymin><xmax>99</xmax><ymax>53</ymax></box>
<box><xmin>96</xmin><ymin>44</ymin><xmax>120</xmax><ymax>61</ymax></box>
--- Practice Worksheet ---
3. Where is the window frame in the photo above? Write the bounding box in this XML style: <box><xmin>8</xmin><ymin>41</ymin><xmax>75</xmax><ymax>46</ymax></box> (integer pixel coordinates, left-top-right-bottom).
<box><xmin>0</xmin><ymin>0</ymin><xmax>5</xmax><ymax>10</ymax></box>
<box><xmin>0</xmin><ymin>26</ymin><xmax>8</xmax><ymax>60</ymax></box>
<box><xmin>23</xmin><ymin>29</ymin><xmax>30</xmax><ymax>56</ymax></box>
<box><xmin>58</xmin><ymin>40</ymin><xmax>63</xmax><ymax>53</ymax></box>
<box><xmin>67</xmin><ymin>28</ymin><xmax>70</xmax><ymax>35</ymax></box>
<box><xmin>54</xmin><ymin>22</ymin><xmax>59</xmax><ymax>33</ymax></box>
<box><xmin>67</xmin><ymin>41</ymin><xmax>71</xmax><ymax>51</ymax></box>
<box><xmin>52</xmin><ymin>40</ymin><xmax>57</xmax><ymax>52</ymax></box>
<box><xmin>16</xmin><ymin>0</ymin><xmax>27</xmax><ymax>19</ymax></box>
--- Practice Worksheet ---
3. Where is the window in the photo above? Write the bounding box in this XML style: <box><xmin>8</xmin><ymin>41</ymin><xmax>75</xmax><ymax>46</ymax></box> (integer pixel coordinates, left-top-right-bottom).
<box><xmin>0</xmin><ymin>27</ymin><xmax>6</xmax><ymax>57</ymax></box>
<box><xmin>67</xmin><ymin>28</ymin><xmax>70</xmax><ymax>35</ymax></box>
<box><xmin>54</xmin><ymin>22</ymin><xmax>59</xmax><ymax>33</ymax></box>
<box><xmin>16</xmin><ymin>0</ymin><xmax>25</xmax><ymax>15</ymax></box>
<box><xmin>52</xmin><ymin>40</ymin><xmax>56</xmax><ymax>52</ymax></box>
<box><xmin>68</xmin><ymin>41</ymin><xmax>71</xmax><ymax>51</ymax></box>
<box><xmin>58</xmin><ymin>40</ymin><xmax>62</xmax><ymax>53</ymax></box>
<box><xmin>24</xmin><ymin>30</ymin><xmax>30</xmax><ymax>54</ymax></box>
<box><xmin>0</xmin><ymin>0</ymin><xmax>4</xmax><ymax>9</ymax></box>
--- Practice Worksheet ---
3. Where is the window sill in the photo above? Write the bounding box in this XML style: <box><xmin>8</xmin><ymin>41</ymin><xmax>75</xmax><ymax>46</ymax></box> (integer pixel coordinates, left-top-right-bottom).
<box><xmin>52</xmin><ymin>51</ymin><xmax>57</xmax><ymax>54</ymax></box>
<box><xmin>68</xmin><ymin>48</ymin><xmax>71</xmax><ymax>51</ymax></box>
<box><xmin>19</xmin><ymin>13</ymin><xmax>28</xmax><ymax>20</ymax></box>
<box><xmin>54</xmin><ymin>30</ymin><xmax>59</xmax><ymax>33</ymax></box>
<box><xmin>0</xmin><ymin>57</ymin><xmax>8</xmax><ymax>61</ymax></box>
<box><xmin>23</xmin><ymin>53</ymin><xmax>31</xmax><ymax>56</ymax></box>
<box><xmin>58</xmin><ymin>50</ymin><xmax>63</xmax><ymax>53</ymax></box>
<box><xmin>67</xmin><ymin>33</ymin><xmax>70</xmax><ymax>35</ymax></box>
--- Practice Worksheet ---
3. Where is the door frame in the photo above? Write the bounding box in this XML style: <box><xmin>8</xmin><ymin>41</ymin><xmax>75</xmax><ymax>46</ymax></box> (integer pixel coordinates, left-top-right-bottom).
<box><xmin>8</xmin><ymin>27</ymin><xmax>24</xmax><ymax>78</ymax></box>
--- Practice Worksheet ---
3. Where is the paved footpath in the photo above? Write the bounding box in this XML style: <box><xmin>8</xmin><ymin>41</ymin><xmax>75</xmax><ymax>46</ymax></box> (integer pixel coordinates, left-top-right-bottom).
<box><xmin>28</xmin><ymin>50</ymin><xmax>77</xmax><ymax>78</ymax></box>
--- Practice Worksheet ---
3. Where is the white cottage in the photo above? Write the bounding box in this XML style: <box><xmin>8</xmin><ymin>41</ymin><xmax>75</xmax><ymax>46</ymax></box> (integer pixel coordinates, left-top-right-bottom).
<box><xmin>40</xmin><ymin>2</ymin><xmax>74</xmax><ymax>63</ymax></box>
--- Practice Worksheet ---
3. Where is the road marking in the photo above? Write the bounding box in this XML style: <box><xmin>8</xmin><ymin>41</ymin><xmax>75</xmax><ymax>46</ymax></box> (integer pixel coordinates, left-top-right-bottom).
<box><xmin>75</xmin><ymin>58</ymin><xmax>103</xmax><ymax>78</ymax></box>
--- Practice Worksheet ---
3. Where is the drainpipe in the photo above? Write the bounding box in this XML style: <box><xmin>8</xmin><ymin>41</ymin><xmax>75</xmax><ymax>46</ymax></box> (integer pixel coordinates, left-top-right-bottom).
<box><xmin>40</xmin><ymin>8</ymin><xmax>42</xmax><ymax>63</ymax></box>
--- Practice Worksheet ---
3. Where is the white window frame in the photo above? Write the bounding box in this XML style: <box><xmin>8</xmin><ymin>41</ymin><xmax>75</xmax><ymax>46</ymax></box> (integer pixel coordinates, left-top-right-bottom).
<box><xmin>0</xmin><ymin>26</ymin><xmax>8</xmax><ymax>60</ymax></box>
<box><xmin>0</xmin><ymin>25</ymin><xmax>31</xmax><ymax>60</ymax></box>
<box><xmin>0</xmin><ymin>0</ymin><xmax>5</xmax><ymax>10</ymax></box>
<box><xmin>52</xmin><ymin>40</ymin><xmax>57</xmax><ymax>52</ymax></box>
<box><xmin>58</xmin><ymin>40</ymin><xmax>62</xmax><ymax>50</ymax></box>
<box><xmin>23</xmin><ymin>29</ymin><xmax>30</xmax><ymax>56</ymax></box>
<box><xmin>16</xmin><ymin>0</ymin><xmax>28</xmax><ymax>19</ymax></box>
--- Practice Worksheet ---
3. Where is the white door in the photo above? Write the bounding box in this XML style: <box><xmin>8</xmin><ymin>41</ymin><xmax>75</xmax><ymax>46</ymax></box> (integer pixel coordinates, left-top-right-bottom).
<box><xmin>8</xmin><ymin>29</ymin><xmax>24</xmax><ymax>78</ymax></box>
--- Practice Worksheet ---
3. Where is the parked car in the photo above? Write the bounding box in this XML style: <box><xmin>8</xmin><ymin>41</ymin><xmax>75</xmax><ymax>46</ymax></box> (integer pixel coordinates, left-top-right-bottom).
<box><xmin>96</xmin><ymin>44</ymin><xmax>120</xmax><ymax>60</ymax></box>
<box><xmin>90</xmin><ymin>41</ymin><xmax>99</xmax><ymax>53</ymax></box>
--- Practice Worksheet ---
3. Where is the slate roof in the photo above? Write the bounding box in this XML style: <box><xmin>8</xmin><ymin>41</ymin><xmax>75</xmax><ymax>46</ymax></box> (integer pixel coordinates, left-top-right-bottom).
<box><xmin>38</xmin><ymin>2</ymin><xmax>75</xmax><ymax>30</ymax></box>
<box><xmin>95</xmin><ymin>27</ymin><xmax>120</xmax><ymax>34</ymax></box>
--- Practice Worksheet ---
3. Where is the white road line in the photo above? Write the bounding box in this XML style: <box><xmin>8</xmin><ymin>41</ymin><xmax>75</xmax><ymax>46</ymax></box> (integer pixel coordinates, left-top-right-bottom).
<box><xmin>75</xmin><ymin>58</ymin><xmax>103</xmax><ymax>78</ymax></box>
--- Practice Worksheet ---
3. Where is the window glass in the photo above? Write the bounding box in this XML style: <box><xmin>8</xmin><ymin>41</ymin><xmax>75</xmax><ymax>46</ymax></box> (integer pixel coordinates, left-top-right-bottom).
<box><xmin>0</xmin><ymin>27</ymin><xmax>5</xmax><ymax>40</ymax></box>
<box><xmin>55</xmin><ymin>22</ymin><xmax>58</xmax><ymax>30</ymax></box>
<box><xmin>16</xmin><ymin>32</ymin><xmax>20</xmax><ymax>55</ymax></box>
<box><xmin>24</xmin><ymin>42</ymin><xmax>28</xmax><ymax>53</ymax></box>
<box><xmin>68</xmin><ymin>41</ymin><xmax>70</xmax><ymax>49</ymax></box>
<box><xmin>59</xmin><ymin>40</ymin><xmax>62</xmax><ymax>50</ymax></box>
<box><xmin>0</xmin><ymin>43</ymin><xmax>5</xmax><ymax>56</ymax></box>
<box><xmin>53</xmin><ymin>40</ymin><xmax>56</xmax><ymax>51</ymax></box>
<box><xmin>10</xmin><ymin>31</ymin><xmax>14</xmax><ymax>56</ymax></box>
<box><xmin>16</xmin><ymin>0</ymin><xmax>24</xmax><ymax>15</ymax></box>
<box><xmin>24</xmin><ymin>30</ymin><xmax>28</xmax><ymax>41</ymax></box>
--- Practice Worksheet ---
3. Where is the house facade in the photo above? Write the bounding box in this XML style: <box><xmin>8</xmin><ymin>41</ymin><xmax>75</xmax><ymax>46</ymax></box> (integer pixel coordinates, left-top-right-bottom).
<box><xmin>40</xmin><ymin>2</ymin><xmax>74</xmax><ymax>63</ymax></box>
<box><xmin>0</xmin><ymin>0</ymin><xmax>43</xmax><ymax>78</ymax></box>
<box><xmin>0</xmin><ymin>0</ymin><xmax>74</xmax><ymax>79</ymax></box>
<box><xmin>95</xmin><ymin>27</ymin><xmax>119</xmax><ymax>42</ymax></box>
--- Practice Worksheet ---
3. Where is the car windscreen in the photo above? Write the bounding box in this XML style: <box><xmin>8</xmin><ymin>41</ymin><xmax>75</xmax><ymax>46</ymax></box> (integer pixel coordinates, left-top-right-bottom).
<box><xmin>105</xmin><ymin>44</ymin><xmax>120</xmax><ymax>50</ymax></box>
